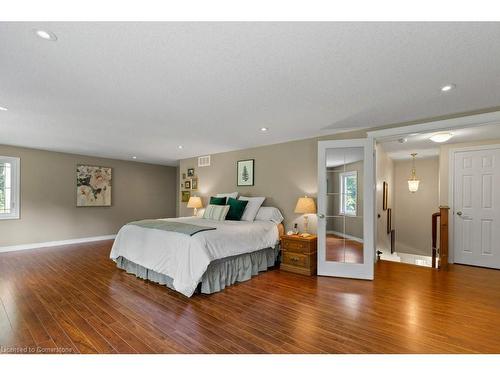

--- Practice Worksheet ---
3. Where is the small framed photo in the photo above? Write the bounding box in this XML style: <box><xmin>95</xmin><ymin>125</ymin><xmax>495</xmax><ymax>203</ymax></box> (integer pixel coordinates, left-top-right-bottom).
<box><xmin>383</xmin><ymin>181</ymin><xmax>388</xmax><ymax>211</ymax></box>
<box><xmin>191</xmin><ymin>178</ymin><xmax>198</xmax><ymax>190</ymax></box>
<box><xmin>182</xmin><ymin>173</ymin><xmax>186</xmax><ymax>179</ymax></box>
<box><xmin>182</xmin><ymin>191</ymin><xmax>191</xmax><ymax>203</ymax></box>
<box><xmin>237</xmin><ymin>159</ymin><xmax>254</xmax><ymax>186</ymax></box>
<box><xmin>184</xmin><ymin>180</ymin><xmax>191</xmax><ymax>189</ymax></box>
<box><xmin>187</xmin><ymin>168</ymin><xmax>195</xmax><ymax>177</ymax></box>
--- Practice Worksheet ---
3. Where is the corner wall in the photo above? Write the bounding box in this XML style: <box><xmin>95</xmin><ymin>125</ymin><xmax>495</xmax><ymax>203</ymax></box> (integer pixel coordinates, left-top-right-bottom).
<box><xmin>0</xmin><ymin>145</ymin><xmax>177</xmax><ymax>247</ymax></box>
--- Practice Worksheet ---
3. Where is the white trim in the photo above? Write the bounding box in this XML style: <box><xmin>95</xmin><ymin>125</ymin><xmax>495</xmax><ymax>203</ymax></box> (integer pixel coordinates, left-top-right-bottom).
<box><xmin>448</xmin><ymin>143</ymin><xmax>500</xmax><ymax>265</ymax></box>
<box><xmin>0</xmin><ymin>156</ymin><xmax>20</xmax><ymax>220</ymax></box>
<box><xmin>0</xmin><ymin>234</ymin><xmax>116</xmax><ymax>253</ymax></box>
<box><xmin>327</xmin><ymin>230</ymin><xmax>364</xmax><ymax>243</ymax></box>
<box><xmin>367</xmin><ymin>110</ymin><xmax>500</xmax><ymax>140</ymax></box>
<box><xmin>317</xmin><ymin>138</ymin><xmax>375</xmax><ymax>280</ymax></box>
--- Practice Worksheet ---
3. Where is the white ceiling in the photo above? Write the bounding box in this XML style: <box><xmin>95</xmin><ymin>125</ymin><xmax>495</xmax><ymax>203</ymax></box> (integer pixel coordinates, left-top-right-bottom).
<box><xmin>1</xmin><ymin>22</ymin><xmax>500</xmax><ymax>165</ymax></box>
<box><xmin>379</xmin><ymin>123</ymin><xmax>500</xmax><ymax>160</ymax></box>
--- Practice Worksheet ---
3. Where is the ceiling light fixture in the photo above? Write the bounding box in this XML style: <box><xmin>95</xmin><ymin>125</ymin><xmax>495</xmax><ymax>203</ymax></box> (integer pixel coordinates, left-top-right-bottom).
<box><xmin>408</xmin><ymin>153</ymin><xmax>420</xmax><ymax>193</ymax></box>
<box><xmin>34</xmin><ymin>29</ymin><xmax>57</xmax><ymax>41</ymax></box>
<box><xmin>260</xmin><ymin>127</ymin><xmax>269</xmax><ymax>132</ymax></box>
<box><xmin>178</xmin><ymin>145</ymin><xmax>183</xmax><ymax>149</ymax></box>
<box><xmin>429</xmin><ymin>132</ymin><xmax>454</xmax><ymax>143</ymax></box>
<box><xmin>0</xmin><ymin>106</ymin><xmax>8</xmax><ymax>111</ymax></box>
<box><xmin>441</xmin><ymin>84</ymin><xmax>455</xmax><ymax>92</ymax></box>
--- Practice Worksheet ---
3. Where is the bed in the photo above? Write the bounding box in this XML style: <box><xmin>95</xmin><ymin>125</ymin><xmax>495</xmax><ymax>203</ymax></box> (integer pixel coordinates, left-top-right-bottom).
<box><xmin>110</xmin><ymin>216</ymin><xmax>284</xmax><ymax>297</ymax></box>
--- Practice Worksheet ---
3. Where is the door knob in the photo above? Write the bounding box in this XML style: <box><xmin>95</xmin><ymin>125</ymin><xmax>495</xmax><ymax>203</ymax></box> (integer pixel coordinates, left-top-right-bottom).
<box><xmin>317</xmin><ymin>213</ymin><xmax>325</xmax><ymax>219</ymax></box>
<box><xmin>457</xmin><ymin>211</ymin><xmax>462</xmax><ymax>216</ymax></box>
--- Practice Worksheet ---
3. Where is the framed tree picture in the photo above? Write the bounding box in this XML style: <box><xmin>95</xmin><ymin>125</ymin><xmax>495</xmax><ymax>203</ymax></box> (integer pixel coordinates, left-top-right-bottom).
<box><xmin>237</xmin><ymin>159</ymin><xmax>254</xmax><ymax>186</ymax></box>
<box><xmin>181</xmin><ymin>191</ymin><xmax>191</xmax><ymax>203</ymax></box>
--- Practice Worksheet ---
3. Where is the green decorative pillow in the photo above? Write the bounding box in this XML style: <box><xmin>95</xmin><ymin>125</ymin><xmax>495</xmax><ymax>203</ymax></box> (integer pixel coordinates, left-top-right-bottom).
<box><xmin>226</xmin><ymin>197</ymin><xmax>249</xmax><ymax>221</ymax></box>
<box><xmin>209</xmin><ymin>196</ymin><xmax>227</xmax><ymax>205</ymax></box>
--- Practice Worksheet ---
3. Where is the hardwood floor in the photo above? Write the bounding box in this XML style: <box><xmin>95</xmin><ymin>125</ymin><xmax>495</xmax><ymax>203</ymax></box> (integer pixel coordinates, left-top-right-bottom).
<box><xmin>1</xmin><ymin>240</ymin><xmax>500</xmax><ymax>354</ymax></box>
<box><xmin>326</xmin><ymin>234</ymin><xmax>364</xmax><ymax>263</ymax></box>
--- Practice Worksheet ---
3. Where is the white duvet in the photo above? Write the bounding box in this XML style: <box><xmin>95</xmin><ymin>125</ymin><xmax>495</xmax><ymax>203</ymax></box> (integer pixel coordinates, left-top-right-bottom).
<box><xmin>110</xmin><ymin>217</ymin><xmax>279</xmax><ymax>297</ymax></box>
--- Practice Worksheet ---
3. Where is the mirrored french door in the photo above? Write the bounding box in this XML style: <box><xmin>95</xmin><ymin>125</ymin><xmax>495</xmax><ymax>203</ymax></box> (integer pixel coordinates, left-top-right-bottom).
<box><xmin>317</xmin><ymin>139</ymin><xmax>375</xmax><ymax>279</ymax></box>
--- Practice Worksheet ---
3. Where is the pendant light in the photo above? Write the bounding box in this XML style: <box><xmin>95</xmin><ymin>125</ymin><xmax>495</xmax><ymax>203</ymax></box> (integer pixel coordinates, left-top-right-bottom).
<box><xmin>408</xmin><ymin>153</ymin><xmax>420</xmax><ymax>193</ymax></box>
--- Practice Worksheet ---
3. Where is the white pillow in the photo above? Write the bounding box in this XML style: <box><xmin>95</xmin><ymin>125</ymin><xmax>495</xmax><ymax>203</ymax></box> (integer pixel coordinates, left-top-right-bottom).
<box><xmin>216</xmin><ymin>192</ymin><xmax>238</xmax><ymax>201</ymax></box>
<box><xmin>238</xmin><ymin>196</ymin><xmax>266</xmax><ymax>222</ymax></box>
<box><xmin>202</xmin><ymin>204</ymin><xmax>230</xmax><ymax>221</ymax></box>
<box><xmin>255</xmin><ymin>206</ymin><xmax>284</xmax><ymax>224</ymax></box>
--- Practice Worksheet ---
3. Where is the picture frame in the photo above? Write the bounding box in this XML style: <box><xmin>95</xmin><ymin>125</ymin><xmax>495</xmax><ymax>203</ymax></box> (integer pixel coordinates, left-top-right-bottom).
<box><xmin>181</xmin><ymin>191</ymin><xmax>191</xmax><ymax>203</ymax></box>
<box><xmin>182</xmin><ymin>173</ymin><xmax>186</xmax><ymax>179</ymax></box>
<box><xmin>76</xmin><ymin>165</ymin><xmax>112</xmax><ymax>207</ymax></box>
<box><xmin>191</xmin><ymin>178</ymin><xmax>198</xmax><ymax>190</ymax></box>
<box><xmin>383</xmin><ymin>181</ymin><xmax>388</xmax><ymax>211</ymax></box>
<box><xmin>187</xmin><ymin>168</ymin><xmax>195</xmax><ymax>177</ymax></box>
<box><xmin>387</xmin><ymin>208</ymin><xmax>392</xmax><ymax>234</ymax></box>
<box><xmin>184</xmin><ymin>180</ymin><xmax>191</xmax><ymax>189</ymax></box>
<box><xmin>237</xmin><ymin>159</ymin><xmax>254</xmax><ymax>186</ymax></box>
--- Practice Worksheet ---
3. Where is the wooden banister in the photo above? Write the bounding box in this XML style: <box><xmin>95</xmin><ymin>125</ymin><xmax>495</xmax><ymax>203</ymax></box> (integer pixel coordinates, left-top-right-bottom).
<box><xmin>439</xmin><ymin>206</ymin><xmax>449</xmax><ymax>270</ymax></box>
<box><xmin>431</xmin><ymin>206</ymin><xmax>449</xmax><ymax>270</ymax></box>
<box><xmin>431</xmin><ymin>212</ymin><xmax>440</xmax><ymax>268</ymax></box>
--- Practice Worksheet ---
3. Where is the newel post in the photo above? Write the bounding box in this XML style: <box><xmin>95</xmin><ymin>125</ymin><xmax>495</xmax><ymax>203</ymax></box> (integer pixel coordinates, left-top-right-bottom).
<box><xmin>439</xmin><ymin>206</ymin><xmax>450</xmax><ymax>270</ymax></box>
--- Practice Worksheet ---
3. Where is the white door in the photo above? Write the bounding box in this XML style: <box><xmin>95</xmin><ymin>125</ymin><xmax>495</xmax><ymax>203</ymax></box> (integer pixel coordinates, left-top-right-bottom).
<box><xmin>453</xmin><ymin>146</ymin><xmax>500</xmax><ymax>269</ymax></box>
<box><xmin>317</xmin><ymin>139</ymin><xmax>375</xmax><ymax>279</ymax></box>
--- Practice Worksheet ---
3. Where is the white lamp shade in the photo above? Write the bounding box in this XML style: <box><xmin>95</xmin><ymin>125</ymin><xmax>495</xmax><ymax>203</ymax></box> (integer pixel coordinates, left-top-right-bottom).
<box><xmin>294</xmin><ymin>196</ymin><xmax>316</xmax><ymax>214</ymax></box>
<box><xmin>408</xmin><ymin>180</ymin><xmax>420</xmax><ymax>193</ymax></box>
<box><xmin>187</xmin><ymin>196</ymin><xmax>203</xmax><ymax>209</ymax></box>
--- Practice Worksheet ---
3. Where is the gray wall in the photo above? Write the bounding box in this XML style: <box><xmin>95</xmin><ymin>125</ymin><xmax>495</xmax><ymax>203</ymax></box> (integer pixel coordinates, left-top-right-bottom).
<box><xmin>393</xmin><ymin>157</ymin><xmax>439</xmax><ymax>256</ymax></box>
<box><xmin>0</xmin><ymin>145</ymin><xmax>177</xmax><ymax>246</ymax></box>
<box><xmin>178</xmin><ymin>129</ymin><xmax>369</xmax><ymax>233</ymax></box>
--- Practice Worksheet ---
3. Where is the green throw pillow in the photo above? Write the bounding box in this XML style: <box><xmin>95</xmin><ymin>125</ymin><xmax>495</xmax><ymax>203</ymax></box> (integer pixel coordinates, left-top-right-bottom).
<box><xmin>209</xmin><ymin>196</ymin><xmax>227</xmax><ymax>205</ymax></box>
<box><xmin>226</xmin><ymin>197</ymin><xmax>248</xmax><ymax>221</ymax></box>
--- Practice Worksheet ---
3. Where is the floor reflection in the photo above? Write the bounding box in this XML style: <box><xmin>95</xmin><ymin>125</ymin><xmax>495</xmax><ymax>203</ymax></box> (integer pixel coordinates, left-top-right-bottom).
<box><xmin>326</xmin><ymin>234</ymin><xmax>363</xmax><ymax>263</ymax></box>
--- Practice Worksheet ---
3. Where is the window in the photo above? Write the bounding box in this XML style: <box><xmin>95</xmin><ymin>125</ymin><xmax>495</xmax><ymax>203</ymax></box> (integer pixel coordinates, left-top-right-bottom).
<box><xmin>0</xmin><ymin>156</ymin><xmax>20</xmax><ymax>220</ymax></box>
<box><xmin>339</xmin><ymin>171</ymin><xmax>357</xmax><ymax>216</ymax></box>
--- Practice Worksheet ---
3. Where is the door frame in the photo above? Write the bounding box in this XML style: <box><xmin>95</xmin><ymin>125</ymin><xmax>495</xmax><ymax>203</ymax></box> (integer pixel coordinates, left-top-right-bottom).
<box><xmin>448</xmin><ymin>143</ymin><xmax>500</xmax><ymax>264</ymax></box>
<box><xmin>367</xmin><ymin>110</ymin><xmax>500</xmax><ymax>265</ymax></box>
<box><xmin>317</xmin><ymin>138</ymin><xmax>375</xmax><ymax>280</ymax></box>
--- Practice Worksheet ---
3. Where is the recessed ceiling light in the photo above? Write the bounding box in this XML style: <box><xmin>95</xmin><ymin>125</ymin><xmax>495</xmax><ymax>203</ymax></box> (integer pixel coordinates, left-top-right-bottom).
<box><xmin>0</xmin><ymin>106</ymin><xmax>8</xmax><ymax>111</ymax></box>
<box><xmin>441</xmin><ymin>84</ymin><xmax>456</xmax><ymax>92</ymax></box>
<box><xmin>132</xmin><ymin>156</ymin><xmax>137</xmax><ymax>160</ymax></box>
<box><xmin>430</xmin><ymin>132</ymin><xmax>454</xmax><ymax>143</ymax></box>
<box><xmin>178</xmin><ymin>145</ymin><xmax>183</xmax><ymax>149</ymax></box>
<box><xmin>34</xmin><ymin>29</ymin><xmax>57</xmax><ymax>41</ymax></box>
<box><xmin>260</xmin><ymin>127</ymin><xmax>269</xmax><ymax>132</ymax></box>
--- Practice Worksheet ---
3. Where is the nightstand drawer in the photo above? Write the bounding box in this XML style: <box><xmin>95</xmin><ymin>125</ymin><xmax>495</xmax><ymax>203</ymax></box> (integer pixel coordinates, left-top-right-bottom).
<box><xmin>282</xmin><ymin>239</ymin><xmax>309</xmax><ymax>252</ymax></box>
<box><xmin>282</xmin><ymin>252</ymin><xmax>310</xmax><ymax>268</ymax></box>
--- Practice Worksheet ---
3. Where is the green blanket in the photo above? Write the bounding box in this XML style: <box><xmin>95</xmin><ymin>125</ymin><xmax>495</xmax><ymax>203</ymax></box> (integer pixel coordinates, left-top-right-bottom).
<box><xmin>127</xmin><ymin>220</ymin><xmax>216</xmax><ymax>236</ymax></box>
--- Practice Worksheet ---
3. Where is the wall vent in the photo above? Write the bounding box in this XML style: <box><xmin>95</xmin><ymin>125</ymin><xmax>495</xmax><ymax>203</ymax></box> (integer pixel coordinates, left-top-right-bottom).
<box><xmin>198</xmin><ymin>155</ymin><xmax>211</xmax><ymax>167</ymax></box>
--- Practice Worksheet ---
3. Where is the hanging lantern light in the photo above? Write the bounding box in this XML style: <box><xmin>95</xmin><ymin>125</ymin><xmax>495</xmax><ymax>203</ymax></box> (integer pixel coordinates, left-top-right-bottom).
<box><xmin>408</xmin><ymin>153</ymin><xmax>420</xmax><ymax>193</ymax></box>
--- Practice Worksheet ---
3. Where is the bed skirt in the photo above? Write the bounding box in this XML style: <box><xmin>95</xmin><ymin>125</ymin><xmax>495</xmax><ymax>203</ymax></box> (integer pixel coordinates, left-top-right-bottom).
<box><xmin>114</xmin><ymin>246</ymin><xmax>279</xmax><ymax>295</ymax></box>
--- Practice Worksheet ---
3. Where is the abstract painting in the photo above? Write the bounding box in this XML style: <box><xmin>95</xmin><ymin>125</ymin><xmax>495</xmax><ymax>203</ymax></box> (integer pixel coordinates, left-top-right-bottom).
<box><xmin>76</xmin><ymin>165</ymin><xmax>112</xmax><ymax>207</ymax></box>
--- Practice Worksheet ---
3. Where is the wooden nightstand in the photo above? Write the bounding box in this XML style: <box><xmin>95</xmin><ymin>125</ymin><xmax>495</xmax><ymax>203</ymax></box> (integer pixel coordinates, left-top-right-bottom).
<box><xmin>280</xmin><ymin>234</ymin><xmax>317</xmax><ymax>276</ymax></box>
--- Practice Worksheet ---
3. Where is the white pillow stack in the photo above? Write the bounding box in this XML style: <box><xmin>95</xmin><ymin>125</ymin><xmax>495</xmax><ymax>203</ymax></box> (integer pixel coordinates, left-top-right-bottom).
<box><xmin>255</xmin><ymin>206</ymin><xmax>284</xmax><ymax>224</ymax></box>
<box><xmin>238</xmin><ymin>196</ymin><xmax>266</xmax><ymax>221</ymax></box>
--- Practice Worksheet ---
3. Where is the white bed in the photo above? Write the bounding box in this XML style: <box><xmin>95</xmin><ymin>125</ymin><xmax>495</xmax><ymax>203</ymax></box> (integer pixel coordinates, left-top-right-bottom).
<box><xmin>110</xmin><ymin>216</ymin><xmax>281</xmax><ymax>297</ymax></box>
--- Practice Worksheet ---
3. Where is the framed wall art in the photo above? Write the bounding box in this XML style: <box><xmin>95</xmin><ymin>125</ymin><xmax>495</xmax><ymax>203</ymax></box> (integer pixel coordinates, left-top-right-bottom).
<box><xmin>237</xmin><ymin>159</ymin><xmax>254</xmax><ymax>186</ymax></box>
<box><xmin>76</xmin><ymin>165</ymin><xmax>112</xmax><ymax>207</ymax></box>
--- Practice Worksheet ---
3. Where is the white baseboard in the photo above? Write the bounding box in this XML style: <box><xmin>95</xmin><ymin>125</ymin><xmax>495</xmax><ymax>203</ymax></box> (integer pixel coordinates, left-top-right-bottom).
<box><xmin>327</xmin><ymin>230</ymin><xmax>364</xmax><ymax>243</ymax></box>
<box><xmin>0</xmin><ymin>235</ymin><xmax>116</xmax><ymax>254</ymax></box>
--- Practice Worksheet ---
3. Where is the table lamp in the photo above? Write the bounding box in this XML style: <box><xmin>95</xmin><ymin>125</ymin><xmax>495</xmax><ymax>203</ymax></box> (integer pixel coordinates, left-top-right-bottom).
<box><xmin>187</xmin><ymin>196</ymin><xmax>203</xmax><ymax>216</ymax></box>
<box><xmin>294</xmin><ymin>196</ymin><xmax>316</xmax><ymax>236</ymax></box>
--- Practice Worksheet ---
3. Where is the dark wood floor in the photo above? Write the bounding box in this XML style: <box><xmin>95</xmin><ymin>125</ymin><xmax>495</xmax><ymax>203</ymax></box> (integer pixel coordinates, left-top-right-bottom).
<box><xmin>1</xmin><ymin>240</ymin><xmax>500</xmax><ymax>354</ymax></box>
<box><xmin>326</xmin><ymin>234</ymin><xmax>364</xmax><ymax>263</ymax></box>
